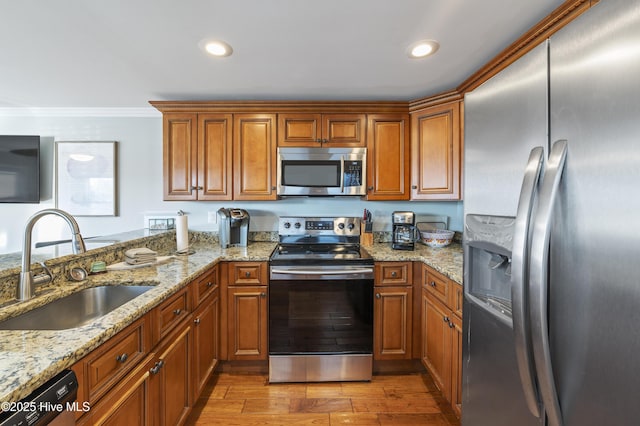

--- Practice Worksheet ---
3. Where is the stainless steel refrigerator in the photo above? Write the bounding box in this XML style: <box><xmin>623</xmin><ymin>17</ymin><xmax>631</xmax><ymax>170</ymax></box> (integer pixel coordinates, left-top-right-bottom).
<box><xmin>462</xmin><ymin>0</ymin><xmax>640</xmax><ymax>425</ymax></box>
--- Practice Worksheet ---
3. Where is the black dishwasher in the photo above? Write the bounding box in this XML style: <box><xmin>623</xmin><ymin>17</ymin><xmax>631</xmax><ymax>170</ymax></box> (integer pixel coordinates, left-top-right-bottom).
<box><xmin>0</xmin><ymin>370</ymin><xmax>78</xmax><ymax>426</ymax></box>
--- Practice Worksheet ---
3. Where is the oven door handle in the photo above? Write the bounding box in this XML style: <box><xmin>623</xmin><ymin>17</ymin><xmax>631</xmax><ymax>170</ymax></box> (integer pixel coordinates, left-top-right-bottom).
<box><xmin>271</xmin><ymin>268</ymin><xmax>373</xmax><ymax>275</ymax></box>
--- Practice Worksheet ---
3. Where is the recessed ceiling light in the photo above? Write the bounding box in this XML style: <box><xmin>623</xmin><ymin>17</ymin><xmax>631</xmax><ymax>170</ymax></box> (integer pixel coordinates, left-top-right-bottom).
<box><xmin>200</xmin><ymin>39</ymin><xmax>233</xmax><ymax>57</ymax></box>
<box><xmin>407</xmin><ymin>40</ymin><xmax>440</xmax><ymax>59</ymax></box>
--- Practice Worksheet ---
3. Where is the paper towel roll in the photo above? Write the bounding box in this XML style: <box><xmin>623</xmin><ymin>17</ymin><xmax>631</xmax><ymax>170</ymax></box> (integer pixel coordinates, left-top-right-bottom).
<box><xmin>176</xmin><ymin>215</ymin><xmax>189</xmax><ymax>252</ymax></box>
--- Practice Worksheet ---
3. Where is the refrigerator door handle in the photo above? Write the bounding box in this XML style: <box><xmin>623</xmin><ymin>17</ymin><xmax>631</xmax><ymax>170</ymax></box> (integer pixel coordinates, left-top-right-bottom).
<box><xmin>530</xmin><ymin>139</ymin><xmax>568</xmax><ymax>426</ymax></box>
<box><xmin>511</xmin><ymin>146</ymin><xmax>545</xmax><ymax>418</ymax></box>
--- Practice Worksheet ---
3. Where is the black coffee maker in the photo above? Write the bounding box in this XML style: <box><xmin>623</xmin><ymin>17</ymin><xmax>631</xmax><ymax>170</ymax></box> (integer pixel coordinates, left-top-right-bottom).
<box><xmin>392</xmin><ymin>211</ymin><xmax>418</xmax><ymax>250</ymax></box>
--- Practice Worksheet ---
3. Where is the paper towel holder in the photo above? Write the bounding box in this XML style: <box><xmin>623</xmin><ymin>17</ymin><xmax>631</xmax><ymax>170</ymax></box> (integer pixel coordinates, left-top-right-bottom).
<box><xmin>175</xmin><ymin>210</ymin><xmax>195</xmax><ymax>255</ymax></box>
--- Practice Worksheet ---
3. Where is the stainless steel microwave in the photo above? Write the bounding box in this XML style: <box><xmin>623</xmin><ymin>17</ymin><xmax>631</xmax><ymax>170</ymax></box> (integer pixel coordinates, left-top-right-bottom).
<box><xmin>276</xmin><ymin>147</ymin><xmax>367</xmax><ymax>196</ymax></box>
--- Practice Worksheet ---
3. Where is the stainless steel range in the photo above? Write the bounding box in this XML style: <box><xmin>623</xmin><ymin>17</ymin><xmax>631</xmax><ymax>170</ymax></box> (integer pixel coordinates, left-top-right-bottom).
<box><xmin>269</xmin><ymin>216</ymin><xmax>374</xmax><ymax>383</ymax></box>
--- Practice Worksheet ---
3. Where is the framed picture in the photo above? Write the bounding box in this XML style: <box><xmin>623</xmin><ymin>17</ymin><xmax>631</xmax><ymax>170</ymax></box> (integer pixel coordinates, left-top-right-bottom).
<box><xmin>55</xmin><ymin>141</ymin><xmax>118</xmax><ymax>216</ymax></box>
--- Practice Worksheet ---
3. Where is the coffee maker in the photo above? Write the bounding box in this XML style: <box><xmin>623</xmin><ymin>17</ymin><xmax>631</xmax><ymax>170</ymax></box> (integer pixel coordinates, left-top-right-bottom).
<box><xmin>217</xmin><ymin>208</ymin><xmax>250</xmax><ymax>248</ymax></box>
<box><xmin>392</xmin><ymin>211</ymin><xmax>418</xmax><ymax>250</ymax></box>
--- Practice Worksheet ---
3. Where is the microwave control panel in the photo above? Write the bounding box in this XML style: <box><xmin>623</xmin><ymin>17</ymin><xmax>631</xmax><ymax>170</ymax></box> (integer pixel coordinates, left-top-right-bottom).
<box><xmin>343</xmin><ymin>160</ymin><xmax>362</xmax><ymax>187</ymax></box>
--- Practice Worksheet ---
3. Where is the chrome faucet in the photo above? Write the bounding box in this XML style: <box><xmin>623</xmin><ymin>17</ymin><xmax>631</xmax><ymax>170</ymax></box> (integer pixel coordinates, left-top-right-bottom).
<box><xmin>18</xmin><ymin>208</ymin><xmax>86</xmax><ymax>301</ymax></box>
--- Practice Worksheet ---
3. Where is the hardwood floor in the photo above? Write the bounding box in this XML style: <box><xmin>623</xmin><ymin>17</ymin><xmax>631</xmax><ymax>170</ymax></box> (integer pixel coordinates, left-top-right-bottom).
<box><xmin>186</xmin><ymin>372</ymin><xmax>461</xmax><ymax>425</ymax></box>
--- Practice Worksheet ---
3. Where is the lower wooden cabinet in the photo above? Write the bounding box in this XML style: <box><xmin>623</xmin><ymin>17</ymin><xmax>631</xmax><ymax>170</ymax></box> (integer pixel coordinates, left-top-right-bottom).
<box><xmin>192</xmin><ymin>287</ymin><xmax>220</xmax><ymax>398</ymax></box>
<box><xmin>152</xmin><ymin>320</ymin><xmax>192</xmax><ymax>426</ymax></box>
<box><xmin>421</xmin><ymin>265</ymin><xmax>463</xmax><ymax>417</ymax></box>
<box><xmin>374</xmin><ymin>286</ymin><xmax>413</xmax><ymax>359</ymax></box>
<box><xmin>82</xmin><ymin>355</ymin><xmax>157</xmax><ymax>426</ymax></box>
<box><xmin>226</xmin><ymin>285</ymin><xmax>268</xmax><ymax>360</ymax></box>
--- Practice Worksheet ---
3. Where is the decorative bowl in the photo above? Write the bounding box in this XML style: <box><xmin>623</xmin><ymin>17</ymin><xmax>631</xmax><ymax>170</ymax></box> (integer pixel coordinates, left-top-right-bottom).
<box><xmin>421</xmin><ymin>229</ymin><xmax>455</xmax><ymax>248</ymax></box>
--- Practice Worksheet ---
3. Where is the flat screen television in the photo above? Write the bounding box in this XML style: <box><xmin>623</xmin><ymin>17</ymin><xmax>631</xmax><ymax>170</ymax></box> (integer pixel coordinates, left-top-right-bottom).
<box><xmin>0</xmin><ymin>135</ymin><xmax>40</xmax><ymax>203</ymax></box>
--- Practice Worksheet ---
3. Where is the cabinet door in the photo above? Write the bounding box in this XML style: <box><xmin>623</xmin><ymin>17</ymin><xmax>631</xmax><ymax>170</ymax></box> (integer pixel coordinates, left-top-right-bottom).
<box><xmin>233</xmin><ymin>114</ymin><xmax>277</xmax><ymax>200</ymax></box>
<box><xmin>411</xmin><ymin>102</ymin><xmax>461</xmax><ymax>200</ymax></box>
<box><xmin>367</xmin><ymin>114</ymin><xmax>410</xmax><ymax>200</ymax></box>
<box><xmin>374</xmin><ymin>286</ymin><xmax>413</xmax><ymax>360</ymax></box>
<box><xmin>450</xmin><ymin>313</ymin><xmax>463</xmax><ymax>417</ymax></box>
<box><xmin>277</xmin><ymin>113</ymin><xmax>322</xmax><ymax>146</ymax></box>
<box><xmin>89</xmin><ymin>355</ymin><xmax>156</xmax><ymax>426</ymax></box>
<box><xmin>421</xmin><ymin>289</ymin><xmax>452</xmax><ymax>397</ymax></box>
<box><xmin>227</xmin><ymin>286</ymin><xmax>268</xmax><ymax>360</ymax></box>
<box><xmin>198</xmin><ymin>114</ymin><xmax>233</xmax><ymax>200</ymax></box>
<box><xmin>322</xmin><ymin>114</ymin><xmax>366</xmax><ymax>147</ymax></box>
<box><xmin>163</xmin><ymin>113</ymin><xmax>198</xmax><ymax>200</ymax></box>
<box><xmin>153</xmin><ymin>321</ymin><xmax>192</xmax><ymax>426</ymax></box>
<box><xmin>192</xmin><ymin>288</ymin><xmax>219</xmax><ymax>399</ymax></box>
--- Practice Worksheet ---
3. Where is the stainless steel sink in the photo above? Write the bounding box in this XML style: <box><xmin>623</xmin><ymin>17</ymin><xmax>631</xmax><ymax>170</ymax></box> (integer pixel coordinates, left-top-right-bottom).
<box><xmin>0</xmin><ymin>285</ymin><xmax>155</xmax><ymax>330</ymax></box>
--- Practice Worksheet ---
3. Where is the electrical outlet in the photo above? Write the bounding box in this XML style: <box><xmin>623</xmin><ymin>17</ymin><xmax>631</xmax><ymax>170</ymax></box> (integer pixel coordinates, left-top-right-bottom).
<box><xmin>208</xmin><ymin>211</ymin><xmax>217</xmax><ymax>223</ymax></box>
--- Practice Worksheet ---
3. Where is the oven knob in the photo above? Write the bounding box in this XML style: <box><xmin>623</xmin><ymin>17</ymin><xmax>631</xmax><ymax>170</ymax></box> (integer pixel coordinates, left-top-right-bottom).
<box><xmin>294</xmin><ymin>222</ymin><xmax>302</xmax><ymax>229</ymax></box>
<box><xmin>338</xmin><ymin>223</ymin><xmax>345</xmax><ymax>230</ymax></box>
<box><xmin>284</xmin><ymin>222</ymin><xmax>291</xmax><ymax>229</ymax></box>
<box><xmin>348</xmin><ymin>223</ymin><xmax>355</xmax><ymax>230</ymax></box>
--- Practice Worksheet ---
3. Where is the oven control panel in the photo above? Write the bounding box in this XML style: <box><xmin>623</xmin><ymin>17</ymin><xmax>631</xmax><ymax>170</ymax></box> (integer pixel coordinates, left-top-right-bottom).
<box><xmin>278</xmin><ymin>217</ymin><xmax>361</xmax><ymax>236</ymax></box>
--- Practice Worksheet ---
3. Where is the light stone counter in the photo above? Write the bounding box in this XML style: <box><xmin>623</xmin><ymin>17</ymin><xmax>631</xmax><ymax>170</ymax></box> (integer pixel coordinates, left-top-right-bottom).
<box><xmin>365</xmin><ymin>242</ymin><xmax>463</xmax><ymax>284</ymax></box>
<box><xmin>0</xmin><ymin>234</ymin><xmax>461</xmax><ymax>405</ymax></box>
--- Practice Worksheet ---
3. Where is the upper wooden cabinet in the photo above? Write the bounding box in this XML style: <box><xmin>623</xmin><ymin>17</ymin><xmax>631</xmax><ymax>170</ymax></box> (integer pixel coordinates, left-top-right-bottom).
<box><xmin>277</xmin><ymin>113</ymin><xmax>366</xmax><ymax>147</ymax></box>
<box><xmin>162</xmin><ymin>113</ymin><xmax>233</xmax><ymax>200</ymax></box>
<box><xmin>233</xmin><ymin>114</ymin><xmax>277</xmax><ymax>200</ymax></box>
<box><xmin>366</xmin><ymin>114</ymin><xmax>410</xmax><ymax>200</ymax></box>
<box><xmin>410</xmin><ymin>101</ymin><xmax>462</xmax><ymax>200</ymax></box>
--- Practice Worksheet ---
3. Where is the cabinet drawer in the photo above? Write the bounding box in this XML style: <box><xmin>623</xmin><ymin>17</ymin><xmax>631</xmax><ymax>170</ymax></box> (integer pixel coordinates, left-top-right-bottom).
<box><xmin>194</xmin><ymin>265</ymin><xmax>219</xmax><ymax>306</ymax></box>
<box><xmin>228</xmin><ymin>262</ymin><xmax>267</xmax><ymax>285</ymax></box>
<box><xmin>153</xmin><ymin>286</ymin><xmax>191</xmax><ymax>343</ymax></box>
<box><xmin>423</xmin><ymin>266</ymin><xmax>450</xmax><ymax>307</ymax></box>
<box><xmin>83</xmin><ymin>317</ymin><xmax>150</xmax><ymax>403</ymax></box>
<box><xmin>375</xmin><ymin>262</ymin><xmax>413</xmax><ymax>285</ymax></box>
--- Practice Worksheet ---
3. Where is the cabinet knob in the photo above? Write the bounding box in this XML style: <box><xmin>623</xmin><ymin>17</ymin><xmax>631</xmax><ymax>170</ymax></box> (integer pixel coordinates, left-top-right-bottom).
<box><xmin>173</xmin><ymin>309</ymin><xmax>182</xmax><ymax>316</ymax></box>
<box><xmin>260</xmin><ymin>292</ymin><xmax>266</xmax><ymax>298</ymax></box>
<box><xmin>448</xmin><ymin>321</ymin><xmax>454</xmax><ymax>329</ymax></box>
<box><xmin>391</xmin><ymin>271</ymin><xmax>397</xmax><ymax>278</ymax></box>
<box><xmin>245</xmin><ymin>271</ymin><xmax>251</xmax><ymax>278</ymax></box>
<box><xmin>375</xmin><ymin>293</ymin><xmax>381</xmax><ymax>299</ymax></box>
<box><xmin>368</xmin><ymin>186</ymin><xmax>374</xmax><ymax>191</ymax></box>
<box><xmin>207</xmin><ymin>281</ymin><xmax>213</xmax><ymax>287</ymax></box>
<box><xmin>115</xmin><ymin>353</ymin><xmax>128</xmax><ymax>363</ymax></box>
<box><xmin>194</xmin><ymin>318</ymin><xmax>201</xmax><ymax>325</ymax></box>
<box><xmin>150</xmin><ymin>360</ymin><xmax>165</xmax><ymax>375</ymax></box>
<box><xmin>443</xmin><ymin>316</ymin><xmax>450</xmax><ymax>323</ymax></box>
<box><xmin>430</xmin><ymin>281</ymin><xmax>436</xmax><ymax>287</ymax></box>
<box><xmin>412</xmin><ymin>185</ymin><xmax>417</xmax><ymax>189</ymax></box>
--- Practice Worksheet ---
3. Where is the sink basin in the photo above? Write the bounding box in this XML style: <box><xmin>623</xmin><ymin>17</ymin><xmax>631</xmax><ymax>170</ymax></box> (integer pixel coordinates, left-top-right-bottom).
<box><xmin>0</xmin><ymin>285</ymin><xmax>155</xmax><ymax>330</ymax></box>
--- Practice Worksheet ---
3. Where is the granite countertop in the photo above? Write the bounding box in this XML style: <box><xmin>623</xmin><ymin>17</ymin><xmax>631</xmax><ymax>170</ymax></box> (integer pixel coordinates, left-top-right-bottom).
<box><xmin>0</xmin><ymin>237</ymin><xmax>462</xmax><ymax>405</ymax></box>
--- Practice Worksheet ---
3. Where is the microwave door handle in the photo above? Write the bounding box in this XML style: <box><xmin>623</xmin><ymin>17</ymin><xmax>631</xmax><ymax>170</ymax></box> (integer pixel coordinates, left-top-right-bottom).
<box><xmin>340</xmin><ymin>156</ymin><xmax>345</xmax><ymax>193</ymax></box>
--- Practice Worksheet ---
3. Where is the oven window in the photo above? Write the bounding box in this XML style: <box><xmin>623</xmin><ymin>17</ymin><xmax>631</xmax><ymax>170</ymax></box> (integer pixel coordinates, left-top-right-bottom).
<box><xmin>269</xmin><ymin>280</ymin><xmax>373</xmax><ymax>354</ymax></box>
<box><xmin>281</xmin><ymin>160</ymin><xmax>340</xmax><ymax>187</ymax></box>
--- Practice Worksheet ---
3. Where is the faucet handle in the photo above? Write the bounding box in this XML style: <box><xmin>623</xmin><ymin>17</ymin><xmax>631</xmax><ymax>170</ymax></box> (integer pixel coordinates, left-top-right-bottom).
<box><xmin>33</xmin><ymin>261</ymin><xmax>54</xmax><ymax>286</ymax></box>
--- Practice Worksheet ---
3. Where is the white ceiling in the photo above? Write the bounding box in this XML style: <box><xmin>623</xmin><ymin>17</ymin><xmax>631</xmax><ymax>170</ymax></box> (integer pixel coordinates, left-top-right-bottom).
<box><xmin>0</xmin><ymin>0</ymin><xmax>564</xmax><ymax>109</ymax></box>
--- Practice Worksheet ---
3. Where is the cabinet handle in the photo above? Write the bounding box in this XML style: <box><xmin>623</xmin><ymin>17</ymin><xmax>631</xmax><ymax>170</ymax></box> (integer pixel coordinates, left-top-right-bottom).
<box><xmin>391</xmin><ymin>271</ymin><xmax>397</xmax><ymax>278</ymax></box>
<box><xmin>190</xmin><ymin>186</ymin><xmax>203</xmax><ymax>191</ymax></box>
<box><xmin>150</xmin><ymin>360</ymin><xmax>165</xmax><ymax>375</ymax></box>
<box><xmin>375</xmin><ymin>293</ymin><xmax>381</xmax><ymax>299</ymax></box>
<box><xmin>194</xmin><ymin>318</ymin><xmax>201</xmax><ymax>325</ymax></box>
<box><xmin>115</xmin><ymin>353</ymin><xmax>128</xmax><ymax>363</ymax></box>
<box><xmin>260</xmin><ymin>292</ymin><xmax>266</xmax><ymax>298</ymax></box>
<box><xmin>173</xmin><ymin>309</ymin><xmax>182</xmax><ymax>315</ymax></box>
<box><xmin>412</xmin><ymin>185</ymin><xmax>417</xmax><ymax>189</ymax></box>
